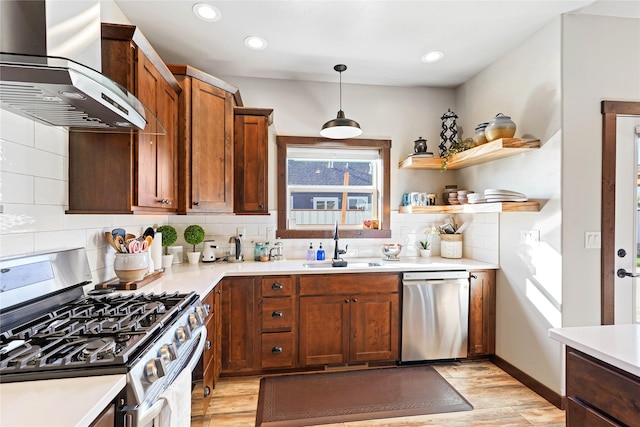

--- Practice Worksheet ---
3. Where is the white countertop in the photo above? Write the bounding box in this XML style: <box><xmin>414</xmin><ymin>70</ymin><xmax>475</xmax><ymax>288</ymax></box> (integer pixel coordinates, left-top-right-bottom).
<box><xmin>549</xmin><ymin>324</ymin><xmax>640</xmax><ymax>377</ymax></box>
<box><xmin>0</xmin><ymin>375</ymin><xmax>127</xmax><ymax>427</ymax></box>
<box><xmin>0</xmin><ymin>256</ymin><xmax>496</xmax><ymax>426</ymax></box>
<box><xmin>135</xmin><ymin>256</ymin><xmax>498</xmax><ymax>298</ymax></box>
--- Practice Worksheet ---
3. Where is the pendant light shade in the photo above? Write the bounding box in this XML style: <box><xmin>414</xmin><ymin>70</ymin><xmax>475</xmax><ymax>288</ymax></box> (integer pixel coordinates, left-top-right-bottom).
<box><xmin>320</xmin><ymin>64</ymin><xmax>362</xmax><ymax>139</ymax></box>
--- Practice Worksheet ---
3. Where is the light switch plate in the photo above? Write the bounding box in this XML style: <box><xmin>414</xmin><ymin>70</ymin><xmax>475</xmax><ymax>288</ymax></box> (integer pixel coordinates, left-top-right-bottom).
<box><xmin>585</xmin><ymin>231</ymin><xmax>601</xmax><ymax>249</ymax></box>
<box><xmin>520</xmin><ymin>230</ymin><xmax>540</xmax><ymax>245</ymax></box>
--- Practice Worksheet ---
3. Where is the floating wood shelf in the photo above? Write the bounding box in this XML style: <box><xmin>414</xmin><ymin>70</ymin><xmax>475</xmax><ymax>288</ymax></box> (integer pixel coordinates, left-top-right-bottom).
<box><xmin>398</xmin><ymin>138</ymin><xmax>540</xmax><ymax>170</ymax></box>
<box><xmin>398</xmin><ymin>201</ymin><xmax>540</xmax><ymax>214</ymax></box>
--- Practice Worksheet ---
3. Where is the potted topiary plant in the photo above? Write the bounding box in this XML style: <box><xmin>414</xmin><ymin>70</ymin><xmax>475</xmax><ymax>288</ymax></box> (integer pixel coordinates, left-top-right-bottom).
<box><xmin>156</xmin><ymin>225</ymin><xmax>178</xmax><ymax>268</ymax></box>
<box><xmin>184</xmin><ymin>224</ymin><xmax>205</xmax><ymax>264</ymax></box>
<box><xmin>418</xmin><ymin>239</ymin><xmax>431</xmax><ymax>257</ymax></box>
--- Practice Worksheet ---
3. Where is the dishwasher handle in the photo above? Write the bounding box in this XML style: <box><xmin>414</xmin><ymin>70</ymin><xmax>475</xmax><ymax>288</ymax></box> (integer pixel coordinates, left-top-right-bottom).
<box><xmin>403</xmin><ymin>271</ymin><xmax>469</xmax><ymax>281</ymax></box>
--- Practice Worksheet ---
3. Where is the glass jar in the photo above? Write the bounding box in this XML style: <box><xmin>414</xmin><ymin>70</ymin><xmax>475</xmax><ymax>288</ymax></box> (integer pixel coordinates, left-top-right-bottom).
<box><xmin>484</xmin><ymin>113</ymin><xmax>516</xmax><ymax>142</ymax></box>
<box><xmin>254</xmin><ymin>242</ymin><xmax>264</xmax><ymax>261</ymax></box>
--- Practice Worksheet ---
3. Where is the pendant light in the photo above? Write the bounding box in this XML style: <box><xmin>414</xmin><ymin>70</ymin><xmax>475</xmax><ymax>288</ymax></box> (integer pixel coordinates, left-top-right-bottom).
<box><xmin>320</xmin><ymin>64</ymin><xmax>362</xmax><ymax>139</ymax></box>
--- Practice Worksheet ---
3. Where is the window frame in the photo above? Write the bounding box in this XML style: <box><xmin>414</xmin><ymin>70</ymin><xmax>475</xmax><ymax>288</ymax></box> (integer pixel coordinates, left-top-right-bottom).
<box><xmin>277</xmin><ymin>135</ymin><xmax>391</xmax><ymax>239</ymax></box>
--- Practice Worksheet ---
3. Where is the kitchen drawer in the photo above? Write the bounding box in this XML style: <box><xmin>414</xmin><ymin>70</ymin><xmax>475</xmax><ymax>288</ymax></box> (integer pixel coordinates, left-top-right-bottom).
<box><xmin>200</xmin><ymin>363</ymin><xmax>215</xmax><ymax>416</ymax></box>
<box><xmin>203</xmin><ymin>317</ymin><xmax>215</xmax><ymax>372</ymax></box>
<box><xmin>299</xmin><ymin>273</ymin><xmax>399</xmax><ymax>296</ymax></box>
<box><xmin>261</xmin><ymin>277</ymin><xmax>294</xmax><ymax>297</ymax></box>
<box><xmin>261</xmin><ymin>332</ymin><xmax>295</xmax><ymax>369</ymax></box>
<box><xmin>567</xmin><ymin>398</ymin><xmax>623</xmax><ymax>427</ymax></box>
<box><xmin>261</xmin><ymin>297</ymin><xmax>294</xmax><ymax>332</ymax></box>
<box><xmin>567</xmin><ymin>349</ymin><xmax>640</xmax><ymax>427</ymax></box>
<box><xmin>202</xmin><ymin>290</ymin><xmax>215</xmax><ymax>323</ymax></box>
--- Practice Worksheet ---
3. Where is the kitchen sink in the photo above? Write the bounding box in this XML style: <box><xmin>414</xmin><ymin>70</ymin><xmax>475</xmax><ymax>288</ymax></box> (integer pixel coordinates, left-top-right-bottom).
<box><xmin>302</xmin><ymin>261</ymin><xmax>384</xmax><ymax>268</ymax></box>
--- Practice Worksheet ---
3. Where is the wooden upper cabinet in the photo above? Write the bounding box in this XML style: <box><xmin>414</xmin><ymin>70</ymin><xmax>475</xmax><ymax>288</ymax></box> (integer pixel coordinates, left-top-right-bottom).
<box><xmin>234</xmin><ymin>107</ymin><xmax>274</xmax><ymax>215</ymax></box>
<box><xmin>169</xmin><ymin>64</ymin><xmax>241</xmax><ymax>213</ymax></box>
<box><xmin>68</xmin><ymin>23</ymin><xmax>180</xmax><ymax>214</ymax></box>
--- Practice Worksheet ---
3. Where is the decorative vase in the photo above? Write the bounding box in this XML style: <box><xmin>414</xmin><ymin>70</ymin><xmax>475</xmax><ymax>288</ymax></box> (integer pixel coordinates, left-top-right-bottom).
<box><xmin>484</xmin><ymin>113</ymin><xmax>516</xmax><ymax>142</ymax></box>
<box><xmin>114</xmin><ymin>252</ymin><xmax>149</xmax><ymax>282</ymax></box>
<box><xmin>419</xmin><ymin>249</ymin><xmax>431</xmax><ymax>258</ymax></box>
<box><xmin>187</xmin><ymin>252</ymin><xmax>201</xmax><ymax>264</ymax></box>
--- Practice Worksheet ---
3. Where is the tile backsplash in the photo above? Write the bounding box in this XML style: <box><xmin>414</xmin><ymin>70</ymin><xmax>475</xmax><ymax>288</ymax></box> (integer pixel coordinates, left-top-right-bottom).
<box><xmin>0</xmin><ymin>111</ymin><xmax>498</xmax><ymax>286</ymax></box>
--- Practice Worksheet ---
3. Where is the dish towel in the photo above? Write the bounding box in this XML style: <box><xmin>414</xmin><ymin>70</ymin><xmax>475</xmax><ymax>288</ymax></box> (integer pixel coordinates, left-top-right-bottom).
<box><xmin>158</xmin><ymin>368</ymin><xmax>192</xmax><ymax>427</ymax></box>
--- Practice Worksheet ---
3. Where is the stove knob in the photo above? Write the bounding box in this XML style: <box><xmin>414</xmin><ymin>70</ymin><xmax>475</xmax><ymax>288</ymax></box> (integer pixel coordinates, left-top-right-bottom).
<box><xmin>159</xmin><ymin>343</ymin><xmax>177</xmax><ymax>363</ymax></box>
<box><xmin>175</xmin><ymin>326</ymin><xmax>191</xmax><ymax>345</ymax></box>
<box><xmin>188</xmin><ymin>312</ymin><xmax>202</xmax><ymax>330</ymax></box>
<box><xmin>196</xmin><ymin>305</ymin><xmax>209</xmax><ymax>319</ymax></box>
<box><xmin>144</xmin><ymin>358</ymin><xmax>166</xmax><ymax>383</ymax></box>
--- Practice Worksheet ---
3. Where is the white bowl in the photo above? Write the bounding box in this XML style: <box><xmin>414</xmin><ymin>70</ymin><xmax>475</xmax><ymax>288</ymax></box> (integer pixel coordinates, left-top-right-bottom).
<box><xmin>381</xmin><ymin>243</ymin><xmax>402</xmax><ymax>259</ymax></box>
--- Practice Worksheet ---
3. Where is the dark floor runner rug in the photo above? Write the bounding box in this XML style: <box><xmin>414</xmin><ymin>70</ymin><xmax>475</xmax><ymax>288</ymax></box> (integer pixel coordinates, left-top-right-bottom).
<box><xmin>255</xmin><ymin>365</ymin><xmax>473</xmax><ymax>426</ymax></box>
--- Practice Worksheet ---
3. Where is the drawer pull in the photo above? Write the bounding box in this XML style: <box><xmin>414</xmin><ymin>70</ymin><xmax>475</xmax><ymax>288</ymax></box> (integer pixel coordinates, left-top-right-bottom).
<box><xmin>272</xmin><ymin>311</ymin><xmax>283</xmax><ymax>318</ymax></box>
<box><xmin>271</xmin><ymin>282</ymin><xmax>283</xmax><ymax>290</ymax></box>
<box><xmin>272</xmin><ymin>346</ymin><xmax>283</xmax><ymax>354</ymax></box>
<box><xmin>205</xmin><ymin>340</ymin><xmax>211</xmax><ymax>350</ymax></box>
<box><xmin>204</xmin><ymin>303</ymin><xmax>211</xmax><ymax>311</ymax></box>
<box><xmin>203</xmin><ymin>386</ymin><xmax>211</xmax><ymax>398</ymax></box>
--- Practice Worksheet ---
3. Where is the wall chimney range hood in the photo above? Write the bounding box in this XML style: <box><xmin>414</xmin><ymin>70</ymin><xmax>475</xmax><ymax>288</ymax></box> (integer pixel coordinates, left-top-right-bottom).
<box><xmin>0</xmin><ymin>0</ymin><xmax>149</xmax><ymax>132</ymax></box>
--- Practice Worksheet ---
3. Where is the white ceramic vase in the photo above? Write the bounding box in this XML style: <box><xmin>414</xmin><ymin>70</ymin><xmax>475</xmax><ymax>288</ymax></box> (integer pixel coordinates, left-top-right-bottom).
<box><xmin>187</xmin><ymin>252</ymin><xmax>201</xmax><ymax>264</ymax></box>
<box><xmin>419</xmin><ymin>249</ymin><xmax>431</xmax><ymax>258</ymax></box>
<box><xmin>162</xmin><ymin>254</ymin><xmax>174</xmax><ymax>269</ymax></box>
<box><xmin>114</xmin><ymin>252</ymin><xmax>149</xmax><ymax>282</ymax></box>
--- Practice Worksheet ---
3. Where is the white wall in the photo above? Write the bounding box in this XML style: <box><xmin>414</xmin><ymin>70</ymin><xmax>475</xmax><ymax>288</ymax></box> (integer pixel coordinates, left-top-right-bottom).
<box><xmin>561</xmin><ymin>13</ymin><xmax>640</xmax><ymax>329</ymax></box>
<box><xmin>455</xmin><ymin>19</ymin><xmax>564</xmax><ymax>393</ymax></box>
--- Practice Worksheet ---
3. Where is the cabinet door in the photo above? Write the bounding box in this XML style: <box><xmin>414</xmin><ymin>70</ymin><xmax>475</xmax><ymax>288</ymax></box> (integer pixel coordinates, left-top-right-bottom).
<box><xmin>468</xmin><ymin>270</ymin><xmax>496</xmax><ymax>356</ymax></box>
<box><xmin>155</xmin><ymin>78</ymin><xmax>178</xmax><ymax>209</ymax></box>
<box><xmin>349</xmin><ymin>293</ymin><xmax>399</xmax><ymax>362</ymax></box>
<box><xmin>221</xmin><ymin>278</ymin><xmax>256</xmax><ymax>373</ymax></box>
<box><xmin>299</xmin><ymin>295</ymin><xmax>350</xmax><ymax>366</ymax></box>
<box><xmin>213</xmin><ymin>287</ymin><xmax>223</xmax><ymax>381</ymax></box>
<box><xmin>135</xmin><ymin>51</ymin><xmax>160</xmax><ymax>209</ymax></box>
<box><xmin>234</xmin><ymin>114</ymin><xmax>268</xmax><ymax>214</ymax></box>
<box><xmin>191</xmin><ymin>78</ymin><xmax>233</xmax><ymax>212</ymax></box>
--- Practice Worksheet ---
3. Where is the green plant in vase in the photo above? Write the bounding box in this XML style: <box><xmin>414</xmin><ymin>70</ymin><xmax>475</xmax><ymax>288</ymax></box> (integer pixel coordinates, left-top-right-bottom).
<box><xmin>441</xmin><ymin>137</ymin><xmax>475</xmax><ymax>171</ymax></box>
<box><xmin>156</xmin><ymin>225</ymin><xmax>177</xmax><ymax>255</ymax></box>
<box><xmin>184</xmin><ymin>225</ymin><xmax>205</xmax><ymax>264</ymax></box>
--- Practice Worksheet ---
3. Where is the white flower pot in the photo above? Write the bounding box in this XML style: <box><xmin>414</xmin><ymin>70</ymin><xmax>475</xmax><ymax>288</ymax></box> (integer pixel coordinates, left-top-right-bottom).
<box><xmin>419</xmin><ymin>249</ymin><xmax>431</xmax><ymax>258</ymax></box>
<box><xmin>162</xmin><ymin>254</ymin><xmax>174</xmax><ymax>269</ymax></box>
<box><xmin>187</xmin><ymin>252</ymin><xmax>201</xmax><ymax>264</ymax></box>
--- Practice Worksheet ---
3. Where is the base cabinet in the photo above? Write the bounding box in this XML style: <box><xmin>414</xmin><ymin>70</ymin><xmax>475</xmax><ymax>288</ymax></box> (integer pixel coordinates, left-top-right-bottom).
<box><xmin>468</xmin><ymin>270</ymin><xmax>496</xmax><ymax>356</ymax></box>
<box><xmin>298</xmin><ymin>273</ymin><xmax>400</xmax><ymax>367</ymax></box>
<box><xmin>566</xmin><ymin>348</ymin><xmax>640</xmax><ymax>427</ymax></box>
<box><xmin>193</xmin><ymin>286</ymin><xmax>222</xmax><ymax>415</ymax></box>
<box><xmin>221</xmin><ymin>277</ymin><xmax>257</xmax><ymax>373</ymax></box>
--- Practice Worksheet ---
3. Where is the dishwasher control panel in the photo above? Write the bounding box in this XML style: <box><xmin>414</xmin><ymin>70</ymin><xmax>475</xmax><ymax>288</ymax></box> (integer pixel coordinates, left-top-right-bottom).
<box><xmin>403</xmin><ymin>271</ymin><xmax>469</xmax><ymax>281</ymax></box>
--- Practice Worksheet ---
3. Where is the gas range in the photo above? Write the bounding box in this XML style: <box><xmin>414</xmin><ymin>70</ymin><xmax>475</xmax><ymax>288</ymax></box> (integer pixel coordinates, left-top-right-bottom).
<box><xmin>0</xmin><ymin>248</ymin><xmax>207</xmax><ymax>426</ymax></box>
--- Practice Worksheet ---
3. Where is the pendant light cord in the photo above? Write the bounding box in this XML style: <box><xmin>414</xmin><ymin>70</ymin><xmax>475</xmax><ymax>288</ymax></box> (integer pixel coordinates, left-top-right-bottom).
<box><xmin>339</xmin><ymin>69</ymin><xmax>343</xmax><ymax>111</ymax></box>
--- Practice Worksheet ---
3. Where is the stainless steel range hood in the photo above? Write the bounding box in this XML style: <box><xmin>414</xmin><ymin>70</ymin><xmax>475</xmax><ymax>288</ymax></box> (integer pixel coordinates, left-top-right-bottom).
<box><xmin>0</xmin><ymin>0</ymin><xmax>148</xmax><ymax>131</ymax></box>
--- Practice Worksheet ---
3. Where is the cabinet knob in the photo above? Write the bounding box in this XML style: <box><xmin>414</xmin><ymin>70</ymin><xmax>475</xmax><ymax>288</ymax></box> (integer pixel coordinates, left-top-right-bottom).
<box><xmin>259</xmin><ymin>204</ymin><xmax>264</xmax><ymax>209</ymax></box>
<box><xmin>193</xmin><ymin>201</ymin><xmax>201</xmax><ymax>206</ymax></box>
<box><xmin>470</xmin><ymin>274</ymin><xmax>477</xmax><ymax>279</ymax></box>
<box><xmin>272</xmin><ymin>311</ymin><xmax>283</xmax><ymax>318</ymax></box>
<box><xmin>205</xmin><ymin>340</ymin><xmax>211</xmax><ymax>350</ymax></box>
<box><xmin>204</xmin><ymin>303</ymin><xmax>211</xmax><ymax>312</ymax></box>
<box><xmin>352</xmin><ymin>298</ymin><xmax>357</xmax><ymax>303</ymax></box>
<box><xmin>216</xmin><ymin>289</ymin><xmax>221</xmax><ymax>295</ymax></box>
<box><xmin>271</xmin><ymin>282</ymin><xmax>283</xmax><ymax>290</ymax></box>
<box><xmin>159</xmin><ymin>199</ymin><xmax>171</xmax><ymax>205</ymax></box>
<box><xmin>203</xmin><ymin>386</ymin><xmax>211</xmax><ymax>398</ymax></box>
<box><xmin>345</xmin><ymin>299</ymin><xmax>350</xmax><ymax>304</ymax></box>
<box><xmin>272</xmin><ymin>346</ymin><xmax>283</xmax><ymax>354</ymax></box>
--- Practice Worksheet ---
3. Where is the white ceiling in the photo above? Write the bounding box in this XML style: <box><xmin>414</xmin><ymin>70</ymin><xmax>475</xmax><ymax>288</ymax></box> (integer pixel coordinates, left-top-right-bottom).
<box><xmin>112</xmin><ymin>0</ymin><xmax>635</xmax><ymax>88</ymax></box>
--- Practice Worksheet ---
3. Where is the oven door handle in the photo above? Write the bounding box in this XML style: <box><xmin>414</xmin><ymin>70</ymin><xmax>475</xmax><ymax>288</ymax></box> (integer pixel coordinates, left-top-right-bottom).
<box><xmin>137</xmin><ymin>328</ymin><xmax>207</xmax><ymax>427</ymax></box>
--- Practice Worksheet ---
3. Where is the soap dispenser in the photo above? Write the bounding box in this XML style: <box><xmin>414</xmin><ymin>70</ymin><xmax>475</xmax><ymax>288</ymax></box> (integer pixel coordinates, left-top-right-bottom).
<box><xmin>316</xmin><ymin>242</ymin><xmax>325</xmax><ymax>261</ymax></box>
<box><xmin>306</xmin><ymin>243</ymin><xmax>315</xmax><ymax>261</ymax></box>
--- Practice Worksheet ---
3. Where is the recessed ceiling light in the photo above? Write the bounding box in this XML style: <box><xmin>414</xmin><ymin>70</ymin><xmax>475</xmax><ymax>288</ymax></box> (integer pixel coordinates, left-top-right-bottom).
<box><xmin>193</xmin><ymin>3</ymin><xmax>221</xmax><ymax>22</ymax></box>
<box><xmin>244</xmin><ymin>36</ymin><xmax>268</xmax><ymax>50</ymax></box>
<box><xmin>421</xmin><ymin>51</ymin><xmax>445</xmax><ymax>63</ymax></box>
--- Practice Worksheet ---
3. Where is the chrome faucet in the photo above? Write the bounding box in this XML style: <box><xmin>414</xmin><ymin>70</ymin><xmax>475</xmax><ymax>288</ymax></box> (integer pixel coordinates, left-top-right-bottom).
<box><xmin>332</xmin><ymin>221</ymin><xmax>348</xmax><ymax>267</ymax></box>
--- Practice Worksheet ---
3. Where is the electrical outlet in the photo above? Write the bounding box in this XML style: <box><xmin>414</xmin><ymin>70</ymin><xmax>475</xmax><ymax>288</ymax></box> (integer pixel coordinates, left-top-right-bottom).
<box><xmin>266</xmin><ymin>228</ymin><xmax>276</xmax><ymax>241</ymax></box>
<box><xmin>520</xmin><ymin>230</ymin><xmax>540</xmax><ymax>244</ymax></box>
<box><xmin>585</xmin><ymin>231</ymin><xmax>601</xmax><ymax>249</ymax></box>
<box><xmin>237</xmin><ymin>227</ymin><xmax>246</xmax><ymax>237</ymax></box>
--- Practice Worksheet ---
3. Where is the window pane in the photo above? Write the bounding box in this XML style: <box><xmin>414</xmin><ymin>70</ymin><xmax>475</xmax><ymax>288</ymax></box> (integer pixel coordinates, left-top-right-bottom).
<box><xmin>291</xmin><ymin>192</ymin><xmax>373</xmax><ymax>226</ymax></box>
<box><xmin>287</xmin><ymin>159</ymin><xmax>374</xmax><ymax>186</ymax></box>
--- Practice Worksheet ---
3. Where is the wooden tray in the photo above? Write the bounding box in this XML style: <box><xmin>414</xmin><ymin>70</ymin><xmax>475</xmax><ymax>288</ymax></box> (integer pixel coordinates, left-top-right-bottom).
<box><xmin>95</xmin><ymin>270</ymin><xmax>163</xmax><ymax>290</ymax></box>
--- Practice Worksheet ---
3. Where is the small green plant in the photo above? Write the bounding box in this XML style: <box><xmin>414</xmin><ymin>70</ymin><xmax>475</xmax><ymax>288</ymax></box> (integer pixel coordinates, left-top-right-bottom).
<box><xmin>418</xmin><ymin>240</ymin><xmax>431</xmax><ymax>250</ymax></box>
<box><xmin>184</xmin><ymin>225</ymin><xmax>205</xmax><ymax>252</ymax></box>
<box><xmin>156</xmin><ymin>225</ymin><xmax>178</xmax><ymax>255</ymax></box>
<box><xmin>440</xmin><ymin>137</ymin><xmax>475</xmax><ymax>171</ymax></box>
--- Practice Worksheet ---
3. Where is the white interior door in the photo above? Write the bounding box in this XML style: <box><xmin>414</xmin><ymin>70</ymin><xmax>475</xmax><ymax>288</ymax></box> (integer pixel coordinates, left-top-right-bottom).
<box><xmin>614</xmin><ymin>117</ymin><xmax>640</xmax><ymax>324</ymax></box>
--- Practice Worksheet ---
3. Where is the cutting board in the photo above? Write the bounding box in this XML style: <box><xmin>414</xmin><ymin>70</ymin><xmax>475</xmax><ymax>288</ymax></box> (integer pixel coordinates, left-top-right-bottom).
<box><xmin>95</xmin><ymin>270</ymin><xmax>163</xmax><ymax>290</ymax></box>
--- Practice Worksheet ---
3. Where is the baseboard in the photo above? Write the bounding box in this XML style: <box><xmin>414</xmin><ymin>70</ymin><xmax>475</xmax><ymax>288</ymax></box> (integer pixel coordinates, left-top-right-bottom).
<box><xmin>490</xmin><ymin>355</ymin><xmax>564</xmax><ymax>410</ymax></box>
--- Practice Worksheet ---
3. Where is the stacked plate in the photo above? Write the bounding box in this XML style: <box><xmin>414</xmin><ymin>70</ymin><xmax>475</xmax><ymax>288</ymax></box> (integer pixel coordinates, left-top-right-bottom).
<box><xmin>484</xmin><ymin>189</ymin><xmax>528</xmax><ymax>202</ymax></box>
<box><xmin>467</xmin><ymin>193</ymin><xmax>487</xmax><ymax>204</ymax></box>
<box><xmin>448</xmin><ymin>191</ymin><xmax>459</xmax><ymax>205</ymax></box>
<box><xmin>457</xmin><ymin>190</ymin><xmax>473</xmax><ymax>204</ymax></box>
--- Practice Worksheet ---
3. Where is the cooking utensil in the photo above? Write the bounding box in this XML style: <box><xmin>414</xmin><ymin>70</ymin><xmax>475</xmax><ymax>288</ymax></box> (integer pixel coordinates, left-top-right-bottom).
<box><xmin>455</xmin><ymin>222</ymin><xmax>469</xmax><ymax>234</ymax></box>
<box><xmin>128</xmin><ymin>239</ymin><xmax>142</xmax><ymax>254</ymax></box>
<box><xmin>112</xmin><ymin>228</ymin><xmax>126</xmax><ymax>240</ymax></box>
<box><xmin>105</xmin><ymin>232</ymin><xmax>121</xmax><ymax>252</ymax></box>
<box><xmin>125</xmin><ymin>233</ymin><xmax>136</xmax><ymax>241</ymax></box>
<box><xmin>144</xmin><ymin>235</ymin><xmax>153</xmax><ymax>249</ymax></box>
<box><xmin>115</xmin><ymin>235</ymin><xmax>127</xmax><ymax>253</ymax></box>
<box><xmin>143</xmin><ymin>227</ymin><xmax>155</xmax><ymax>238</ymax></box>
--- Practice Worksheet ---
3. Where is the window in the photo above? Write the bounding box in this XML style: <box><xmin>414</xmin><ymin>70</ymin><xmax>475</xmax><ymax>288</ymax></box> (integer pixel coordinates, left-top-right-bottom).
<box><xmin>277</xmin><ymin>136</ymin><xmax>391</xmax><ymax>239</ymax></box>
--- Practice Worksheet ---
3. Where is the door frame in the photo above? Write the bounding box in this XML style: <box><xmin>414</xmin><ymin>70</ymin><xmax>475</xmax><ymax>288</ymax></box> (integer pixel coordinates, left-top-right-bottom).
<box><xmin>601</xmin><ymin>101</ymin><xmax>640</xmax><ymax>324</ymax></box>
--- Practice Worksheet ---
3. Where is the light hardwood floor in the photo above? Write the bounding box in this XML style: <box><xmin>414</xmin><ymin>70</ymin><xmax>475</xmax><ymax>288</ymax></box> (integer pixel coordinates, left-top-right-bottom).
<box><xmin>191</xmin><ymin>360</ymin><xmax>565</xmax><ymax>426</ymax></box>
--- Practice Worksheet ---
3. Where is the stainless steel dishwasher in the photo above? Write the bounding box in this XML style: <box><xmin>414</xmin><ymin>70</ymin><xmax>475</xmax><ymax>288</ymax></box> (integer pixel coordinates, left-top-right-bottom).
<box><xmin>401</xmin><ymin>271</ymin><xmax>470</xmax><ymax>362</ymax></box>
